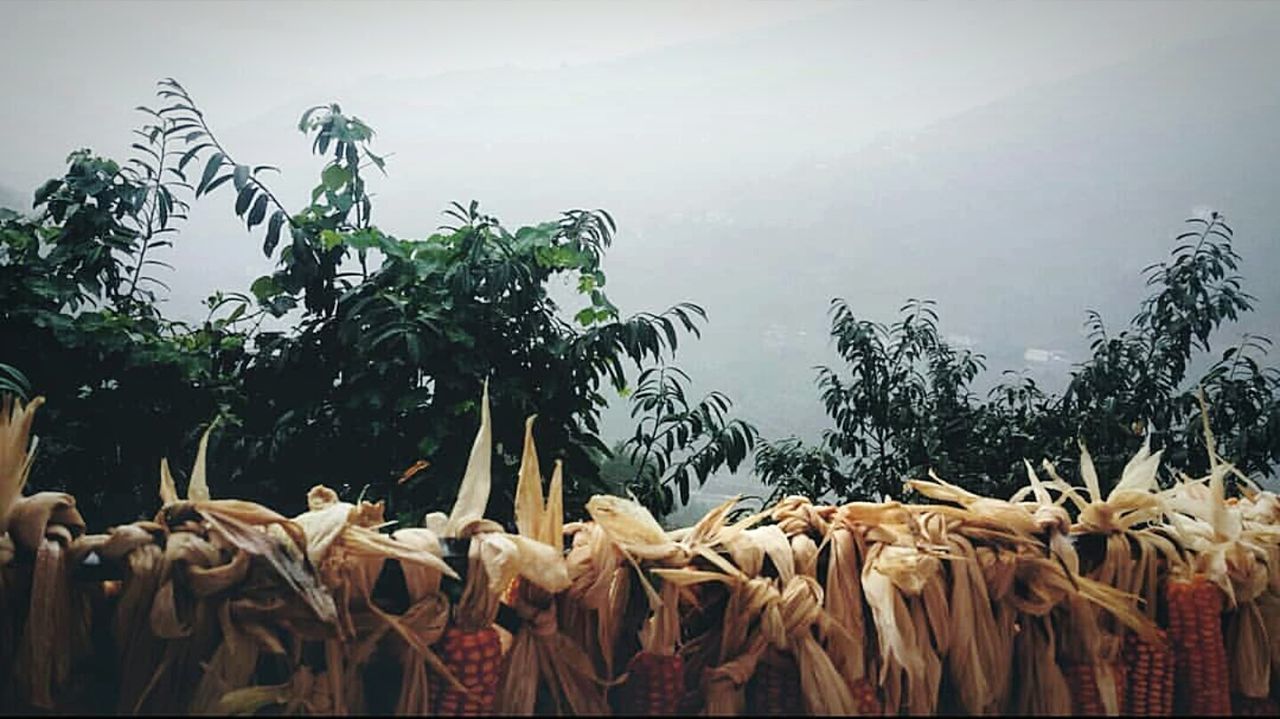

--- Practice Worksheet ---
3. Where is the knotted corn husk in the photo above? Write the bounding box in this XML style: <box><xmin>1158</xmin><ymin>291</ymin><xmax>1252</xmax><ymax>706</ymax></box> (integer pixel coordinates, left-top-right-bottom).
<box><xmin>773</xmin><ymin>575</ymin><xmax>860</xmax><ymax>714</ymax></box>
<box><xmin>563</xmin><ymin>520</ymin><xmax>630</xmax><ymax>678</ymax></box>
<box><xmin>146</xmin><ymin>422</ymin><xmax>340</xmax><ymax>715</ymax></box>
<box><xmin>8</xmin><ymin>491</ymin><xmax>90</xmax><ymax>710</ymax></box>
<box><xmin>496</xmin><ymin>417</ymin><xmax>606</xmax><ymax>715</ymax></box>
<box><xmin>760</xmin><ymin>499</ymin><xmax>861</xmax><ymax>714</ymax></box>
<box><xmin>138</xmin><ymin>517</ymin><xmax>246</xmax><ymax>714</ymax></box>
<box><xmin>385</xmin><ymin>528</ymin><xmax>452</xmax><ymax>714</ymax></box>
<box><xmin>98</xmin><ymin>521</ymin><xmax>169</xmax><ymax>713</ymax></box>
<box><xmin>1010</xmin><ymin>445</ymin><xmax>1179</xmax><ymax>716</ymax></box>
<box><xmin>294</xmin><ymin>485</ymin><xmax>459</xmax><ymax>714</ymax></box>
<box><xmin>702</xmin><ymin>575</ymin><xmax>774</xmax><ymax>716</ymax></box>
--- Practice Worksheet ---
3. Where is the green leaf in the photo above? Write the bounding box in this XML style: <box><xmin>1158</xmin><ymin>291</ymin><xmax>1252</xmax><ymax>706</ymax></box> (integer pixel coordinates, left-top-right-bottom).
<box><xmin>235</xmin><ymin>185</ymin><xmax>255</xmax><ymax>215</ymax></box>
<box><xmin>33</xmin><ymin>179</ymin><xmax>62</xmax><ymax>206</ymax></box>
<box><xmin>233</xmin><ymin>164</ymin><xmax>250</xmax><ymax>191</ymax></box>
<box><xmin>178</xmin><ymin>143</ymin><xmax>213</xmax><ymax>172</ymax></box>
<box><xmin>320</xmin><ymin>229</ymin><xmax>345</xmax><ymax>249</ymax></box>
<box><xmin>322</xmin><ymin>164</ymin><xmax>350</xmax><ymax>192</ymax></box>
<box><xmin>247</xmin><ymin>194</ymin><xmax>269</xmax><ymax>228</ymax></box>
<box><xmin>197</xmin><ymin>152</ymin><xmax>225</xmax><ymax>195</ymax></box>
<box><xmin>204</xmin><ymin>173</ymin><xmax>235</xmax><ymax>195</ymax></box>
<box><xmin>264</xmin><ymin>210</ymin><xmax>286</xmax><ymax>256</ymax></box>
<box><xmin>250</xmin><ymin>275</ymin><xmax>279</xmax><ymax>302</ymax></box>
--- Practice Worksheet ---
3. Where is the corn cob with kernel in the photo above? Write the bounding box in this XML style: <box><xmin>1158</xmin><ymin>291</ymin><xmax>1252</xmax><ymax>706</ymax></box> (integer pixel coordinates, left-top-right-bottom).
<box><xmin>616</xmin><ymin>650</ymin><xmax>685</xmax><ymax>715</ymax></box>
<box><xmin>1167</xmin><ymin>575</ymin><xmax>1232</xmax><ymax>716</ymax></box>
<box><xmin>747</xmin><ymin>648</ymin><xmax>805</xmax><ymax>716</ymax></box>
<box><xmin>430</xmin><ymin>624</ymin><xmax>504</xmax><ymax>715</ymax></box>
<box><xmin>1062</xmin><ymin>660</ymin><xmax>1127</xmax><ymax>716</ymax></box>
<box><xmin>1123</xmin><ymin>629</ymin><xmax>1174</xmax><ymax>716</ymax></box>
<box><xmin>424</xmin><ymin>381</ymin><xmax>509</xmax><ymax>715</ymax></box>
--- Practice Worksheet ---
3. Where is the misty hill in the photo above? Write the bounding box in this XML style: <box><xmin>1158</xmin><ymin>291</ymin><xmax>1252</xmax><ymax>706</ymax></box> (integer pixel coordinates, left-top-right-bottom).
<box><xmin>657</xmin><ymin>30</ymin><xmax>1280</xmax><ymax>522</ymax></box>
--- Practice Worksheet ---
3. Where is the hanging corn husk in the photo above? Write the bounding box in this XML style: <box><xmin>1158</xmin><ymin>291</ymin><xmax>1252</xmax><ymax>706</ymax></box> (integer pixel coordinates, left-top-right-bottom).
<box><xmin>495</xmin><ymin>416</ymin><xmax>606</xmax><ymax>716</ymax></box>
<box><xmin>421</xmin><ymin>380</ymin><xmax>559</xmax><ymax>715</ymax></box>
<box><xmin>911</xmin><ymin>463</ymin><xmax>1161</xmax><ymax>716</ymax></box>
<box><xmin>0</xmin><ymin>394</ymin><xmax>45</xmax><ymax>710</ymax></box>
<box><xmin>1013</xmin><ymin>614</ymin><xmax>1073</xmax><ymax>714</ymax></box>
<box><xmin>761</xmin><ymin>497</ymin><xmax>863</xmax><ymax>715</ymax></box>
<box><xmin>382</xmin><ymin>527</ymin><xmax>452</xmax><ymax>714</ymax></box>
<box><xmin>563</xmin><ymin>519</ymin><xmax>631</xmax><ymax>680</ymax></box>
<box><xmin>578</xmin><ymin>490</ymin><xmax>756</xmax><ymax>709</ymax></box>
<box><xmin>650</xmin><ymin>498</ymin><xmax>758</xmax><ymax>715</ymax></box>
<box><xmin>292</xmin><ymin>483</ymin><xmax>459</xmax><ymax>714</ymax></box>
<box><xmin>823</xmin><ymin>508</ymin><xmax>882</xmax><ymax>714</ymax></box>
<box><xmin>1160</xmin><ymin>392</ymin><xmax>1276</xmax><ymax>713</ymax></box>
<box><xmin>97</xmin><ymin>521</ymin><xmax>170</xmax><ymax>713</ymax></box>
<box><xmin>144</xmin><ymin>421</ymin><xmax>340</xmax><ymax>716</ymax></box>
<box><xmin>7</xmin><ymin>491</ymin><xmax>90</xmax><ymax>710</ymax></box>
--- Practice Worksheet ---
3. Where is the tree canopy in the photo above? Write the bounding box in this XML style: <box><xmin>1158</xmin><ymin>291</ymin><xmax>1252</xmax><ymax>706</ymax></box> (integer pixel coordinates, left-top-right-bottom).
<box><xmin>758</xmin><ymin>212</ymin><xmax>1280</xmax><ymax>503</ymax></box>
<box><xmin>0</xmin><ymin>79</ymin><xmax>757</xmax><ymax>528</ymax></box>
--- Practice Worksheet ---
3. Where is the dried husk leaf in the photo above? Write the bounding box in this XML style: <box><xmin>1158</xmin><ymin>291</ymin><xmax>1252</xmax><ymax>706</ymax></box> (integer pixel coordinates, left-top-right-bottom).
<box><xmin>823</xmin><ymin>525</ymin><xmax>870</xmax><ymax>685</ymax></box>
<box><xmin>1228</xmin><ymin>599</ymin><xmax>1271</xmax><ymax>699</ymax></box>
<box><xmin>513</xmin><ymin>415</ymin><xmax>545</xmax><ymax>541</ymax></box>
<box><xmin>445</xmin><ymin>379</ymin><xmax>492</xmax><ymax>537</ymax></box>
<box><xmin>776</xmin><ymin>575</ymin><xmax>859</xmax><ymax>714</ymax></box>
<box><xmin>0</xmin><ymin>394</ymin><xmax>44</xmax><ymax>532</ymax></box>
<box><xmin>1012</xmin><ymin>614</ymin><xmax>1072</xmax><ymax>715</ymax></box>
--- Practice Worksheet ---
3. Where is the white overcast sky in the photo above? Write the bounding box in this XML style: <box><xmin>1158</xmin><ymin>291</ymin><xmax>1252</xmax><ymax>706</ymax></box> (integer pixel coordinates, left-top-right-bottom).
<box><xmin>4</xmin><ymin>0</ymin><xmax>1278</xmax><ymax>192</ymax></box>
<box><xmin>4</xmin><ymin>1</ymin><xmax>1280</xmax><ymax>507</ymax></box>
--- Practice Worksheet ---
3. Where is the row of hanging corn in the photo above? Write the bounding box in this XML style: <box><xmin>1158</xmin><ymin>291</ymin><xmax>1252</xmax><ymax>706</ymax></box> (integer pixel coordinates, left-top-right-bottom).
<box><xmin>1</xmin><ymin>384</ymin><xmax>1278</xmax><ymax>716</ymax></box>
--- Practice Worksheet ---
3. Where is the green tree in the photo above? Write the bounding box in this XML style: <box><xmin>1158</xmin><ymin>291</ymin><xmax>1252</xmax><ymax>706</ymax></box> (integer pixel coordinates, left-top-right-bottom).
<box><xmin>759</xmin><ymin>212</ymin><xmax>1280</xmax><ymax>502</ymax></box>
<box><xmin>0</xmin><ymin>118</ymin><xmax>237</xmax><ymax>522</ymax></box>
<box><xmin>1</xmin><ymin>79</ymin><xmax>757</xmax><ymax>527</ymax></box>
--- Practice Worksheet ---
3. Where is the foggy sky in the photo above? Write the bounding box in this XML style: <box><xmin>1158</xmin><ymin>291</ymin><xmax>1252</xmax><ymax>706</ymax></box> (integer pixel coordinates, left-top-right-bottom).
<box><xmin>4</xmin><ymin>1</ymin><xmax>1280</xmax><ymax>516</ymax></box>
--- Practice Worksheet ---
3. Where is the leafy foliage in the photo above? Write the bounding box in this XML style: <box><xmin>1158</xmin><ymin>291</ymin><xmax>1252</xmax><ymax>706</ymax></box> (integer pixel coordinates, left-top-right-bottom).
<box><xmin>615</xmin><ymin>365</ymin><xmax>759</xmax><ymax>515</ymax></box>
<box><xmin>759</xmin><ymin>213</ymin><xmax>1280</xmax><ymax>502</ymax></box>
<box><xmin>0</xmin><ymin>124</ymin><xmax>230</xmax><ymax>521</ymax></box>
<box><xmin>0</xmin><ymin>79</ymin><xmax>757</xmax><ymax>527</ymax></box>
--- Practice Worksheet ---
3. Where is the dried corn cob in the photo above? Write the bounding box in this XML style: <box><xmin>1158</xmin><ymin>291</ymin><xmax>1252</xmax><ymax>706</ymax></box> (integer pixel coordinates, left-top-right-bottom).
<box><xmin>430</xmin><ymin>625</ymin><xmax>503</xmax><ymax>715</ymax></box>
<box><xmin>616</xmin><ymin>650</ymin><xmax>684</xmax><ymax>715</ymax></box>
<box><xmin>747</xmin><ymin>648</ymin><xmax>804</xmax><ymax>716</ymax></box>
<box><xmin>1167</xmin><ymin>575</ymin><xmax>1232</xmax><ymax>716</ymax></box>
<box><xmin>850</xmin><ymin>676</ymin><xmax>882</xmax><ymax>715</ymax></box>
<box><xmin>1123</xmin><ymin>629</ymin><xmax>1174</xmax><ymax>716</ymax></box>
<box><xmin>1062</xmin><ymin>661</ymin><xmax>1106</xmax><ymax>716</ymax></box>
<box><xmin>1062</xmin><ymin>661</ymin><xmax>1126</xmax><ymax>716</ymax></box>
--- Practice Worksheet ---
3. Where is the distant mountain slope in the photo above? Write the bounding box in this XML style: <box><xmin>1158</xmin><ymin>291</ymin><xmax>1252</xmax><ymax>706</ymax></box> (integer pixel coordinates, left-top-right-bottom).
<box><xmin>616</xmin><ymin>28</ymin><xmax>1280</xmax><ymax>508</ymax></box>
<box><xmin>617</xmin><ymin>28</ymin><xmax>1280</xmax><ymax>427</ymax></box>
